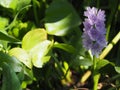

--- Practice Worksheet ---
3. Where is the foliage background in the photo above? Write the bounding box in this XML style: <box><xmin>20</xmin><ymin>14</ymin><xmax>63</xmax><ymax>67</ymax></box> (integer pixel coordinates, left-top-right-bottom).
<box><xmin>0</xmin><ymin>0</ymin><xmax>120</xmax><ymax>90</ymax></box>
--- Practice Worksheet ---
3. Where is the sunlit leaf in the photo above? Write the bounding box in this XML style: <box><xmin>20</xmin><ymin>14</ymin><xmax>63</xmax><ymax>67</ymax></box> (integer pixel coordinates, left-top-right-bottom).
<box><xmin>0</xmin><ymin>0</ymin><xmax>18</xmax><ymax>10</ymax></box>
<box><xmin>9</xmin><ymin>47</ymin><xmax>32</xmax><ymax>69</ymax></box>
<box><xmin>63</xmin><ymin>61</ymin><xmax>69</xmax><ymax>71</ymax></box>
<box><xmin>30</xmin><ymin>40</ymin><xmax>52</xmax><ymax>68</ymax></box>
<box><xmin>61</xmin><ymin>61</ymin><xmax>72</xmax><ymax>85</ymax></box>
<box><xmin>45</xmin><ymin>0</ymin><xmax>81</xmax><ymax>36</ymax></box>
<box><xmin>22</xmin><ymin>28</ymin><xmax>47</xmax><ymax>51</ymax></box>
<box><xmin>53</xmin><ymin>42</ymin><xmax>75</xmax><ymax>53</ymax></box>
<box><xmin>0</xmin><ymin>17</ymin><xmax>9</xmax><ymax>30</ymax></box>
<box><xmin>0</xmin><ymin>0</ymin><xmax>31</xmax><ymax>11</ymax></box>
<box><xmin>1</xmin><ymin>62</ymin><xmax>21</xmax><ymax>90</ymax></box>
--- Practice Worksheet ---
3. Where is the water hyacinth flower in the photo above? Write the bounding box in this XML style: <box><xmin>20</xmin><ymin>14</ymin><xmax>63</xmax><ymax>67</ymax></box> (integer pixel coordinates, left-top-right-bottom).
<box><xmin>82</xmin><ymin>7</ymin><xmax>107</xmax><ymax>57</ymax></box>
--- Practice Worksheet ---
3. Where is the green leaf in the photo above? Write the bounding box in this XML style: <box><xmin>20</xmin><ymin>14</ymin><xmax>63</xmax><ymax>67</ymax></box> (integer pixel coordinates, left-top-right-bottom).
<box><xmin>45</xmin><ymin>0</ymin><xmax>81</xmax><ymax>36</ymax></box>
<box><xmin>30</xmin><ymin>40</ymin><xmax>52</xmax><ymax>68</ymax></box>
<box><xmin>115</xmin><ymin>66</ymin><xmax>120</xmax><ymax>73</ymax></box>
<box><xmin>0</xmin><ymin>17</ymin><xmax>9</xmax><ymax>30</ymax></box>
<box><xmin>24</xmin><ymin>67</ymin><xmax>34</xmax><ymax>80</ymax></box>
<box><xmin>53</xmin><ymin>42</ymin><xmax>75</xmax><ymax>53</ymax></box>
<box><xmin>62</xmin><ymin>61</ymin><xmax>71</xmax><ymax>83</ymax></box>
<box><xmin>0</xmin><ymin>40</ymin><xmax>8</xmax><ymax>51</ymax></box>
<box><xmin>63</xmin><ymin>61</ymin><xmax>69</xmax><ymax>71</ymax></box>
<box><xmin>17</xmin><ymin>69</ymin><xmax>24</xmax><ymax>82</ymax></box>
<box><xmin>22</xmin><ymin>28</ymin><xmax>47</xmax><ymax>51</ymax></box>
<box><xmin>9</xmin><ymin>47</ymin><xmax>32</xmax><ymax>69</ymax></box>
<box><xmin>0</xmin><ymin>51</ymin><xmax>22</xmax><ymax>72</ymax></box>
<box><xmin>20</xmin><ymin>67</ymin><xmax>34</xmax><ymax>89</ymax></box>
<box><xmin>96</xmin><ymin>59</ymin><xmax>110</xmax><ymax>70</ymax></box>
<box><xmin>0</xmin><ymin>31</ymin><xmax>20</xmax><ymax>42</ymax></box>
<box><xmin>0</xmin><ymin>0</ymin><xmax>18</xmax><ymax>10</ymax></box>
<box><xmin>1</xmin><ymin>62</ymin><xmax>21</xmax><ymax>90</ymax></box>
<box><xmin>0</xmin><ymin>0</ymin><xmax>31</xmax><ymax>11</ymax></box>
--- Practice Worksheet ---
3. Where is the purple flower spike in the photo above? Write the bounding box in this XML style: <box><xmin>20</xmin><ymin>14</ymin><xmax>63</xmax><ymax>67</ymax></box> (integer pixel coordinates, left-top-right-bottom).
<box><xmin>82</xmin><ymin>7</ymin><xmax>107</xmax><ymax>57</ymax></box>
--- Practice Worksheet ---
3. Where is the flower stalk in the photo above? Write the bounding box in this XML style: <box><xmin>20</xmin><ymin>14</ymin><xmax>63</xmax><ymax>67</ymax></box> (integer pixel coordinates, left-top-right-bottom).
<box><xmin>93</xmin><ymin>71</ymin><xmax>100</xmax><ymax>90</ymax></box>
<box><xmin>82</xmin><ymin>7</ymin><xmax>107</xmax><ymax>89</ymax></box>
<box><xmin>93</xmin><ymin>56</ymin><xmax>100</xmax><ymax>90</ymax></box>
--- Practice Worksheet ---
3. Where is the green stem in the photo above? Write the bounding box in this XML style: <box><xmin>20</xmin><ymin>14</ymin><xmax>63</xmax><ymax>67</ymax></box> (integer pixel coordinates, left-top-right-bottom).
<box><xmin>93</xmin><ymin>56</ymin><xmax>96</xmax><ymax>70</ymax></box>
<box><xmin>93</xmin><ymin>72</ymin><xmax>100</xmax><ymax>90</ymax></box>
<box><xmin>93</xmin><ymin>56</ymin><xmax>100</xmax><ymax>90</ymax></box>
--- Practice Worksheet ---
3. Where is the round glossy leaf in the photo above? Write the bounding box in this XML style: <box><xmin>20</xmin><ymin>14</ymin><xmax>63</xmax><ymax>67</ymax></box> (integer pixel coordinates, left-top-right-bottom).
<box><xmin>45</xmin><ymin>0</ymin><xmax>81</xmax><ymax>36</ymax></box>
<box><xmin>0</xmin><ymin>0</ymin><xmax>31</xmax><ymax>11</ymax></box>
<box><xmin>0</xmin><ymin>0</ymin><xmax>18</xmax><ymax>10</ymax></box>
<box><xmin>22</xmin><ymin>28</ymin><xmax>47</xmax><ymax>51</ymax></box>
<box><xmin>30</xmin><ymin>40</ymin><xmax>51</xmax><ymax>68</ymax></box>
<box><xmin>9</xmin><ymin>47</ymin><xmax>32</xmax><ymax>69</ymax></box>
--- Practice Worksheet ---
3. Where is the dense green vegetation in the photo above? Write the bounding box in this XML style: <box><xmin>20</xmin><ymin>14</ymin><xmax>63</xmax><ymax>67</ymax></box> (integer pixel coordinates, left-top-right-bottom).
<box><xmin>0</xmin><ymin>0</ymin><xmax>120</xmax><ymax>90</ymax></box>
